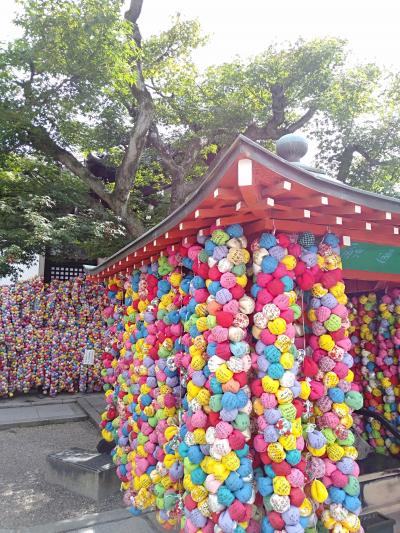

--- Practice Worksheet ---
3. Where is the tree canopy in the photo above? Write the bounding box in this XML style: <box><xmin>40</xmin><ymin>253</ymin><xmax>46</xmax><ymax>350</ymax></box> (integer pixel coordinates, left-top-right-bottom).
<box><xmin>1</xmin><ymin>0</ymin><xmax>399</xmax><ymax>275</ymax></box>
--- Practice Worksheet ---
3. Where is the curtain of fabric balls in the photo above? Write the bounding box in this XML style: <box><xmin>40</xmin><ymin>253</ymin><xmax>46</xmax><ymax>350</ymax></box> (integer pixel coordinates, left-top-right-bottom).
<box><xmin>100</xmin><ymin>227</ymin><xmax>364</xmax><ymax>533</ymax></box>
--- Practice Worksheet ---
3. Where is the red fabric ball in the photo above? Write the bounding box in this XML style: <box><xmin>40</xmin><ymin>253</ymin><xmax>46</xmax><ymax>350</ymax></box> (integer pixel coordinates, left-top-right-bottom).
<box><xmin>216</xmin><ymin>342</ymin><xmax>231</xmax><ymax>359</ymax></box>
<box><xmin>231</xmin><ymin>285</ymin><xmax>245</xmax><ymax>299</ymax></box>
<box><xmin>309</xmin><ymin>380</ymin><xmax>325</xmax><ymax>400</ymax></box>
<box><xmin>290</xmin><ymin>487</ymin><xmax>305</xmax><ymax>507</ymax></box>
<box><xmin>256</xmin><ymin>273</ymin><xmax>273</xmax><ymax>287</ymax></box>
<box><xmin>294</xmin><ymin>261</ymin><xmax>307</xmax><ymax>275</ymax></box>
<box><xmin>193</xmin><ymin>263</ymin><xmax>209</xmax><ymax>278</ymax></box>
<box><xmin>228</xmin><ymin>429</ymin><xmax>246</xmax><ymax>450</ymax></box>
<box><xmin>257</xmin><ymin>288</ymin><xmax>273</xmax><ymax>305</ymax></box>
<box><xmin>273</xmin><ymin>264</ymin><xmax>289</xmax><ymax>279</ymax></box>
<box><xmin>267</xmin><ymin>278</ymin><xmax>285</xmax><ymax>296</ymax></box>
<box><xmin>297</xmin><ymin>271</ymin><xmax>315</xmax><ymax>290</ymax></box>
<box><xmin>292</xmin><ymin>398</ymin><xmax>304</xmax><ymax>418</ymax></box>
<box><xmin>228</xmin><ymin>500</ymin><xmax>247</xmax><ymax>522</ymax></box>
<box><xmin>208</xmin><ymin>411</ymin><xmax>220</xmax><ymax>426</ymax></box>
<box><xmin>280</xmin><ymin>308</ymin><xmax>294</xmax><ymax>323</ymax></box>
<box><xmin>208</xmin><ymin>266</ymin><xmax>222</xmax><ymax>281</ymax></box>
<box><xmin>269</xmin><ymin>512</ymin><xmax>285</xmax><ymax>530</ymax></box>
<box><xmin>277</xmin><ymin>233</ymin><xmax>291</xmax><ymax>248</ymax></box>
<box><xmin>194</xmin><ymin>288</ymin><xmax>209</xmax><ymax>303</ymax></box>
<box><xmin>303</xmin><ymin>357</ymin><xmax>319</xmax><ymax>377</ymax></box>
<box><xmin>216</xmin><ymin>311</ymin><xmax>234</xmax><ymax>328</ymax></box>
<box><xmin>322</xmin><ymin>272</ymin><xmax>337</xmax><ymax>289</ymax></box>
<box><xmin>272</xmin><ymin>461</ymin><xmax>291</xmax><ymax>476</ymax></box>
<box><xmin>178</xmin><ymin>245</ymin><xmax>189</xmax><ymax>257</ymax></box>
<box><xmin>250</xmin><ymin>379</ymin><xmax>264</xmax><ymax>397</ymax></box>
<box><xmin>235</xmin><ymin>371</ymin><xmax>248</xmax><ymax>388</ymax></box>
<box><xmin>259</xmin><ymin>451</ymin><xmax>271</xmax><ymax>465</ymax></box>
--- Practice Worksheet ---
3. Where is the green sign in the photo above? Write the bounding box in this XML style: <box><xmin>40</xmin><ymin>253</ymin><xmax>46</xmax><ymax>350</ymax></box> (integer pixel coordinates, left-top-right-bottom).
<box><xmin>341</xmin><ymin>242</ymin><xmax>400</xmax><ymax>274</ymax></box>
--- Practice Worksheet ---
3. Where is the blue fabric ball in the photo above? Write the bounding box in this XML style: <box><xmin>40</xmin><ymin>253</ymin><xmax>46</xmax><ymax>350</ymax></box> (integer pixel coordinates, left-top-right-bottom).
<box><xmin>328</xmin><ymin>387</ymin><xmax>345</xmax><ymax>403</ymax></box>
<box><xmin>226</xmin><ymin>224</ymin><xmax>244</xmax><ymax>238</ymax></box>
<box><xmin>329</xmin><ymin>486</ymin><xmax>345</xmax><ymax>503</ymax></box>
<box><xmin>217</xmin><ymin>486</ymin><xmax>235</xmax><ymax>506</ymax></box>
<box><xmin>267</xmin><ymin>362</ymin><xmax>284</xmax><ymax>379</ymax></box>
<box><xmin>259</xmin><ymin>233</ymin><xmax>277</xmax><ymax>249</ymax></box>
<box><xmin>261</xmin><ymin>255</ymin><xmax>278</xmax><ymax>274</ymax></box>
<box><xmin>257</xmin><ymin>476</ymin><xmax>273</xmax><ymax>497</ymax></box>
<box><xmin>286</xmin><ymin>449</ymin><xmax>301</xmax><ymax>466</ymax></box>
<box><xmin>234</xmin><ymin>482</ymin><xmax>252</xmax><ymax>503</ymax></box>
<box><xmin>187</xmin><ymin>445</ymin><xmax>204</xmax><ymax>464</ymax></box>
<box><xmin>264</xmin><ymin>345</ymin><xmax>281</xmax><ymax>363</ymax></box>
<box><xmin>225</xmin><ymin>471</ymin><xmax>244</xmax><ymax>492</ymax></box>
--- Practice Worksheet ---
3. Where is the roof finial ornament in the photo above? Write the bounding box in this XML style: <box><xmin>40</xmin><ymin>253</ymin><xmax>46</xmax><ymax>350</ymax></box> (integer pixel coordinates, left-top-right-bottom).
<box><xmin>276</xmin><ymin>133</ymin><xmax>308</xmax><ymax>162</ymax></box>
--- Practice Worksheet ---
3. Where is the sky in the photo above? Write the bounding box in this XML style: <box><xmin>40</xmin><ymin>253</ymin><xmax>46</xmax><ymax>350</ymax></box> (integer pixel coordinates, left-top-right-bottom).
<box><xmin>1</xmin><ymin>0</ymin><xmax>400</xmax><ymax>70</ymax></box>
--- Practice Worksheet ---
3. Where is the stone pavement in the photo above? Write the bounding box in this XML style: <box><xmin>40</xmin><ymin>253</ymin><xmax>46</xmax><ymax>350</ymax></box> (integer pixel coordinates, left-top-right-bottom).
<box><xmin>0</xmin><ymin>392</ymin><xmax>105</xmax><ymax>430</ymax></box>
<box><xmin>0</xmin><ymin>509</ymin><xmax>173</xmax><ymax>533</ymax></box>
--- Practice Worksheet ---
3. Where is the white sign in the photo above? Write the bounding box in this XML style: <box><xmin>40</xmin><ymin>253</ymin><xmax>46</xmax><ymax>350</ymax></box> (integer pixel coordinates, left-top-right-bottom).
<box><xmin>83</xmin><ymin>349</ymin><xmax>95</xmax><ymax>365</ymax></box>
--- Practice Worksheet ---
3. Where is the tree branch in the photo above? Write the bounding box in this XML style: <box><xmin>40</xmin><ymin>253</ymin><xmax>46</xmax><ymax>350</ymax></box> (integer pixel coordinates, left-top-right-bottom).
<box><xmin>27</xmin><ymin>126</ymin><xmax>144</xmax><ymax>238</ymax></box>
<box><xmin>280</xmin><ymin>107</ymin><xmax>316</xmax><ymax>135</ymax></box>
<box><xmin>27</xmin><ymin>127</ymin><xmax>113</xmax><ymax>206</ymax></box>
<box><xmin>337</xmin><ymin>143</ymin><xmax>392</xmax><ymax>181</ymax></box>
<box><xmin>244</xmin><ymin>83</ymin><xmax>287</xmax><ymax>141</ymax></box>
<box><xmin>112</xmin><ymin>0</ymin><xmax>153</xmax><ymax>226</ymax></box>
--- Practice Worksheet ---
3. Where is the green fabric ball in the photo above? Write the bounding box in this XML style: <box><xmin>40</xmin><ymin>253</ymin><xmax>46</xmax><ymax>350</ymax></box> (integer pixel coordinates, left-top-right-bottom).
<box><xmin>211</xmin><ymin>229</ymin><xmax>230</xmax><ymax>245</ymax></box>
<box><xmin>337</xmin><ymin>431</ymin><xmax>355</xmax><ymax>447</ymax></box>
<box><xmin>321</xmin><ymin>428</ymin><xmax>336</xmax><ymax>444</ymax></box>
<box><xmin>345</xmin><ymin>390</ymin><xmax>363</xmax><ymax>410</ymax></box>
<box><xmin>137</xmin><ymin>433</ymin><xmax>148</xmax><ymax>445</ymax></box>
<box><xmin>209</xmin><ymin>394</ymin><xmax>222</xmax><ymax>412</ymax></box>
<box><xmin>291</xmin><ymin>304</ymin><xmax>302</xmax><ymax>320</ymax></box>
<box><xmin>183</xmin><ymin>457</ymin><xmax>197</xmax><ymax>473</ymax></box>
<box><xmin>198</xmin><ymin>250</ymin><xmax>209</xmax><ymax>263</ymax></box>
<box><xmin>279</xmin><ymin>403</ymin><xmax>297</xmax><ymax>421</ymax></box>
<box><xmin>263</xmin><ymin>495</ymin><xmax>273</xmax><ymax>512</ymax></box>
<box><xmin>232</xmin><ymin>264</ymin><xmax>246</xmax><ymax>276</ymax></box>
<box><xmin>344</xmin><ymin>475</ymin><xmax>360</xmax><ymax>496</ymax></box>
<box><xmin>207</xmin><ymin>315</ymin><xmax>217</xmax><ymax>329</ymax></box>
<box><xmin>233</xmin><ymin>412</ymin><xmax>249</xmax><ymax>431</ymax></box>
<box><xmin>154</xmin><ymin>484</ymin><xmax>165</xmax><ymax>497</ymax></box>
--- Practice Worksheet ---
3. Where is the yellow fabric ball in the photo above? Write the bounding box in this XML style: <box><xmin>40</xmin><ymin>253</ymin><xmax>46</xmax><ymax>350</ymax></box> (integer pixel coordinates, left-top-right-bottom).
<box><xmin>280</xmin><ymin>352</ymin><xmax>295</xmax><ymax>370</ymax></box>
<box><xmin>273</xmin><ymin>476</ymin><xmax>291</xmax><ymax>496</ymax></box>
<box><xmin>222</xmin><ymin>451</ymin><xmax>240</xmax><ymax>471</ymax></box>
<box><xmin>307</xmin><ymin>444</ymin><xmax>326</xmax><ymax>457</ymax></box>
<box><xmin>261</xmin><ymin>375</ymin><xmax>280</xmax><ymax>394</ymax></box>
<box><xmin>327</xmin><ymin>443</ymin><xmax>345</xmax><ymax>462</ymax></box>
<box><xmin>215</xmin><ymin>364</ymin><xmax>233</xmax><ymax>383</ymax></box>
<box><xmin>267</xmin><ymin>442</ymin><xmax>286</xmax><ymax>463</ymax></box>
<box><xmin>268</xmin><ymin>317</ymin><xmax>287</xmax><ymax>335</ymax></box>
<box><xmin>281</xmin><ymin>255</ymin><xmax>297</xmax><ymax>270</ymax></box>
<box><xmin>319</xmin><ymin>334</ymin><xmax>335</xmax><ymax>352</ymax></box>
<box><xmin>279</xmin><ymin>434</ymin><xmax>296</xmax><ymax>450</ymax></box>
<box><xmin>276</xmin><ymin>388</ymin><xmax>294</xmax><ymax>404</ymax></box>
<box><xmin>324</xmin><ymin>371</ymin><xmax>339</xmax><ymax>388</ymax></box>
<box><xmin>311</xmin><ymin>479</ymin><xmax>328</xmax><ymax>503</ymax></box>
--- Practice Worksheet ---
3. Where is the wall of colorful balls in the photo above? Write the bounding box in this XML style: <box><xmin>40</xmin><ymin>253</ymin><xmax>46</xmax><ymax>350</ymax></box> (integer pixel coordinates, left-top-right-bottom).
<box><xmin>100</xmin><ymin>225</ymin><xmax>365</xmax><ymax>533</ymax></box>
<box><xmin>0</xmin><ymin>276</ymin><xmax>106</xmax><ymax>397</ymax></box>
<box><xmin>349</xmin><ymin>290</ymin><xmax>400</xmax><ymax>455</ymax></box>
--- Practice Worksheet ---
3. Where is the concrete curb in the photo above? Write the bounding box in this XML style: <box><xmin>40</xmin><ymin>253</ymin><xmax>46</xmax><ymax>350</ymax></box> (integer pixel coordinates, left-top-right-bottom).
<box><xmin>0</xmin><ymin>508</ymin><xmax>157</xmax><ymax>533</ymax></box>
<box><xmin>77</xmin><ymin>398</ymin><xmax>102</xmax><ymax>428</ymax></box>
<box><xmin>0</xmin><ymin>393</ymin><xmax>104</xmax><ymax>410</ymax></box>
<box><xmin>0</xmin><ymin>414</ymin><xmax>88</xmax><ymax>431</ymax></box>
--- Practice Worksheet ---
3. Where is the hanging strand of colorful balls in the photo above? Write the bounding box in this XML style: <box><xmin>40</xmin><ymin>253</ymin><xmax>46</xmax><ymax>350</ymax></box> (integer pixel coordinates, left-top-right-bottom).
<box><xmin>348</xmin><ymin>294</ymin><xmax>385</xmax><ymax>451</ymax></box>
<box><xmin>179</xmin><ymin>224</ymin><xmax>257</xmax><ymax>533</ymax></box>
<box><xmin>250</xmin><ymin>231</ymin><xmax>315</xmax><ymax>533</ymax></box>
<box><xmin>302</xmin><ymin>232</ymin><xmax>364</xmax><ymax>532</ymax></box>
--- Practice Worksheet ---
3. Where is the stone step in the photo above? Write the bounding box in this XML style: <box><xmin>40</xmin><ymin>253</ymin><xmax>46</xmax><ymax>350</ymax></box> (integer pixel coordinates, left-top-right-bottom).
<box><xmin>359</xmin><ymin>453</ymin><xmax>400</xmax><ymax>515</ymax></box>
<box><xmin>0</xmin><ymin>402</ymin><xmax>87</xmax><ymax>430</ymax></box>
<box><xmin>45</xmin><ymin>447</ymin><xmax>120</xmax><ymax>501</ymax></box>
